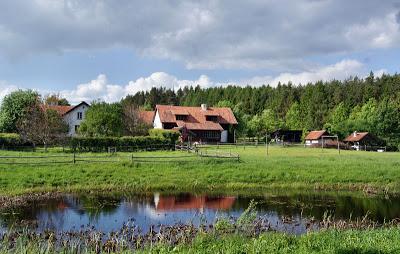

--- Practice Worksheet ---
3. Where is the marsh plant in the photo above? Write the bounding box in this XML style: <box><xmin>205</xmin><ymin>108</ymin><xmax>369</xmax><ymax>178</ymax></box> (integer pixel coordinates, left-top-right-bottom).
<box><xmin>2</xmin><ymin>201</ymin><xmax>400</xmax><ymax>253</ymax></box>
<box><xmin>0</xmin><ymin>203</ymin><xmax>268</xmax><ymax>253</ymax></box>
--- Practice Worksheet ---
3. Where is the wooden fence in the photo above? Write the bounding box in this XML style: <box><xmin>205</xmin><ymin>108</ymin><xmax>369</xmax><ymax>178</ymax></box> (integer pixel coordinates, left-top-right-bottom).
<box><xmin>0</xmin><ymin>147</ymin><xmax>240</xmax><ymax>165</ymax></box>
<box><xmin>175</xmin><ymin>144</ymin><xmax>240</xmax><ymax>162</ymax></box>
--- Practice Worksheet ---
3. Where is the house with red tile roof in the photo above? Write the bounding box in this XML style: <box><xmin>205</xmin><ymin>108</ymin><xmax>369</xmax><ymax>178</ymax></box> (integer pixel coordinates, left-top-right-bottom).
<box><xmin>44</xmin><ymin>101</ymin><xmax>90</xmax><ymax>136</ymax></box>
<box><xmin>304</xmin><ymin>130</ymin><xmax>333</xmax><ymax>146</ymax></box>
<box><xmin>138</xmin><ymin>111</ymin><xmax>155</xmax><ymax>125</ymax></box>
<box><xmin>344</xmin><ymin>131</ymin><xmax>384</xmax><ymax>151</ymax></box>
<box><xmin>153</xmin><ymin>104</ymin><xmax>237</xmax><ymax>143</ymax></box>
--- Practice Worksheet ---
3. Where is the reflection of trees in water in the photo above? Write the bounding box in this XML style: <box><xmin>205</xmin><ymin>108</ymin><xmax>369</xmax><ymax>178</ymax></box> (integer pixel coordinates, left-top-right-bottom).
<box><xmin>1</xmin><ymin>192</ymin><xmax>400</xmax><ymax>231</ymax></box>
<box><xmin>77</xmin><ymin>194</ymin><xmax>121</xmax><ymax>220</ymax></box>
<box><xmin>233</xmin><ymin>194</ymin><xmax>400</xmax><ymax>222</ymax></box>
<box><xmin>0</xmin><ymin>195</ymin><xmax>123</xmax><ymax>230</ymax></box>
<box><xmin>0</xmin><ymin>197</ymin><xmax>68</xmax><ymax>229</ymax></box>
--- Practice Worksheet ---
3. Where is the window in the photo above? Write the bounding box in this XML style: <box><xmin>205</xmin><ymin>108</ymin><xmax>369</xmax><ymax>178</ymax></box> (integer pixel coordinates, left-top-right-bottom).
<box><xmin>176</xmin><ymin>115</ymin><xmax>187</xmax><ymax>121</ymax></box>
<box><xmin>77</xmin><ymin>112</ymin><xmax>83</xmax><ymax>120</ymax></box>
<box><xmin>74</xmin><ymin>125</ymin><xmax>80</xmax><ymax>132</ymax></box>
<box><xmin>199</xmin><ymin>131</ymin><xmax>220</xmax><ymax>139</ymax></box>
<box><xmin>206</xmin><ymin>115</ymin><xmax>218</xmax><ymax>122</ymax></box>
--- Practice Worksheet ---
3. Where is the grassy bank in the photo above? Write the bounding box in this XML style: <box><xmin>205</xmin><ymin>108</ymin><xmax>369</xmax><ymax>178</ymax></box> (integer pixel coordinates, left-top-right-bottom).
<box><xmin>146</xmin><ymin>228</ymin><xmax>400</xmax><ymax>254</ymax></box>
<box><xmin>2</xmin><ymin>228</ymin><xmax>400</xmax><ymax>253</ymax></box>
<box><xmin>0</xmin><ymin>146</ymin><xmax>400</xmax><ymax>196</ymax></box>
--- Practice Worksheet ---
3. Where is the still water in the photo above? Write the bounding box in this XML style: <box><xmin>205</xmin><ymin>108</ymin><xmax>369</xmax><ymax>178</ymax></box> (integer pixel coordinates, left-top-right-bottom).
<box><xmin>1</xmin><ymin>192</ymin><xmax>399</xmax><ymax>235</ymax></box>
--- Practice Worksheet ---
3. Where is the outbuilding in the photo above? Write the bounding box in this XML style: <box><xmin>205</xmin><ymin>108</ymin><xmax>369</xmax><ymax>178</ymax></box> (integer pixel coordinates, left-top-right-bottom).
<box><xmin>304</xmin><ymin>130</ymin><xmax>332</xmax><ymax>147</ymax></box>
<box><xmin>344</xmin><ymin>131</ymin><xmax>384</xmax><ymax>151</ymax></box>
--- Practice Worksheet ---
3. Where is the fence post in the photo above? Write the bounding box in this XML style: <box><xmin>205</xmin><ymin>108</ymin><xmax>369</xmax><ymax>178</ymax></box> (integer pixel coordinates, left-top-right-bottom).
<box><xmin>131</xmin><ymin>154</ymin><xmax>134</xmax><ymax>163</ymax></box>
<box><xmin>73</xmin><ymin>151</ymin><xmax>76</xmax><ymax>164</ymax></box>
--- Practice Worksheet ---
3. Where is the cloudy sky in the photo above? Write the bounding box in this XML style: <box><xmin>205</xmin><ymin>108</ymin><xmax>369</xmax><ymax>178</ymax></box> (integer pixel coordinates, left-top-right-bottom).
<box><xmin>0</xmin><ymin>0</ymin><xmax>400</xmax><ymax>104</ymax></box>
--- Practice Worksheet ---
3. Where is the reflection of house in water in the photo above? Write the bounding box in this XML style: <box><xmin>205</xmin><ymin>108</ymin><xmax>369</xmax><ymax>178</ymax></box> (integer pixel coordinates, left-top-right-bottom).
<box><xmin>153</xmin><ymin>193</ymin><xmax>236</xmax><ymax>212</ymax></box>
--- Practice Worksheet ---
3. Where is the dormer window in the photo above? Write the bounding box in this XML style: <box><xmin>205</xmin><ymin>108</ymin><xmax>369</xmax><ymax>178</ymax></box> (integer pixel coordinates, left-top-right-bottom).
<box><xmin>176</xmin><ymin>115</ymin><xmax>187</xmax><ymax>121</ymax></box>
<box><xmin>206</xmin><ymin>115</ymin><xmax>218</xmax><ymax>122</ymax></box>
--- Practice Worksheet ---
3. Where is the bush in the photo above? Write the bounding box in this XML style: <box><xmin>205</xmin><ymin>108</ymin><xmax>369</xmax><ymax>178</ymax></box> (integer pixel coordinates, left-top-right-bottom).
<box><xmin>149</xmin><ymin>129</ymin><xmax>180</xmax><ymax>143</ymax></box>
<box><xmin>0</xmin><ymin>133</ymin><xmax>22</xmax><ymax>147</ymax></box>
<box><xmin>70</xmin><ymin>135</ymin><xmax>177</xmax><ymax>152</ymax></box>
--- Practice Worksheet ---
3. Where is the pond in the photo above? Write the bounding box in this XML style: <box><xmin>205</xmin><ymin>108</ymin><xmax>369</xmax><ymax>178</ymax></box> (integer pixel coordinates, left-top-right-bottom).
<box><xmin>1</xmin><ymin>192</ymin><xmax>400</xmax><ymax>235</ymax></box>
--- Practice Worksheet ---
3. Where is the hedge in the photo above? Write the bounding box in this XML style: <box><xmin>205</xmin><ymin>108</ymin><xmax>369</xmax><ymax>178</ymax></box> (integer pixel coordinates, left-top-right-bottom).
<box><xmin>0</xmin><ymin>133</ymin><xmax>23</xmax><ymax>147</ymax></box>
<box><xmin>149</xmin><ymin>129</ymin><xmax>180</xmax><ymax>141</ymax></box>
<box><xmin>70</xmin><ymin>134</ymin><xmax>179</xmax><ymax>152</ymax></box>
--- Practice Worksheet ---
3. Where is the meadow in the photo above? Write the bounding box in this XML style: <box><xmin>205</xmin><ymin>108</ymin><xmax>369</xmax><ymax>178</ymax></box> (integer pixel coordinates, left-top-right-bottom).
<box><xmin>0</xmin><ymin>145</ymin><xmax>399</xmax><ymax>196</ymax></box>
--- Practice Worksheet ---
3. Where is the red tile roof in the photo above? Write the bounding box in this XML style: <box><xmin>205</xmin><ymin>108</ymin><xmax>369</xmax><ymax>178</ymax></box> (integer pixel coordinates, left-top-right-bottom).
<box><xmin>138</xmin><ymin>111</ymin><xmax>155</xmax><ymax>125</ymax></box>
<box><xmin>155</xmin><ymin>105</ymin><xmax>237</xmax><ymax>131</ymax></box>
<box><xmin>171</xmin><ymin>109</ymin><xmax>189</xmax><ymax>115</ymax></box>
<box><xmin>176</xmin><ymin>121</ymin><xmax>224</xmax><ymax>131</ymax></box>
<box><xmin>42</xmin><ymin>101</ymin><xmax>89</xmax><ymax>116</ymax></box>
<box><xmin>305</xmin><ymin>130</ymin><xmax>329</xmax><ymax>140</ymax></box>
<box><xmin>344</xmin><ymin>132</ymin><xmax>369</xmax><ymax>142</ymax></box>
<box><xmin>42</xmin><ymin>105</ymin><xmax>73</xmax><ymax>115</ymax></box>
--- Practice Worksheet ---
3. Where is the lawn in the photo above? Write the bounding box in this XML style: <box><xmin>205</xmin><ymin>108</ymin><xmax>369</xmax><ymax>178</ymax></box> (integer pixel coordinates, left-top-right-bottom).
<box><xmin>0</xmin><ymin>145</ymin><xmax>399</xmax><ymax>196</ymax></box>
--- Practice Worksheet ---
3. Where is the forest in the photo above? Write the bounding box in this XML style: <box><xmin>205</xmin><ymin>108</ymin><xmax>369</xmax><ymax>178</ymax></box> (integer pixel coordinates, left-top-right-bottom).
<box><xmin>123</xmin><ymin>72</ymin><xmax>400</xmax><ymax>148</ymax></box>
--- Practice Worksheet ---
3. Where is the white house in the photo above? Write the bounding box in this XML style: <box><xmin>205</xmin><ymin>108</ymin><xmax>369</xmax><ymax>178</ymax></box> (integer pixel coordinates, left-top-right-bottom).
<box><xmin>46</xmin><ymin>101</ymin><xmax>90</xmax><ymax>136</ymax></box>
<box><xmin>148</xmin><ymin>104</ymin><xmax>238</xmax><ymax>143</ymax></box>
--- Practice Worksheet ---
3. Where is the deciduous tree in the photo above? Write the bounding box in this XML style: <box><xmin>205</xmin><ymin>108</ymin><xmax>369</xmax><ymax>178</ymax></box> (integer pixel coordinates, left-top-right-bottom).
<box><xmin>17</xmin><ymin>101</ymin><xmax>68</xmax><ymax>150</ymax></box>
<box><xmin>0</xmin><ymin>90</ymin><xmax>38</xmax><ymax>132</ymax></box>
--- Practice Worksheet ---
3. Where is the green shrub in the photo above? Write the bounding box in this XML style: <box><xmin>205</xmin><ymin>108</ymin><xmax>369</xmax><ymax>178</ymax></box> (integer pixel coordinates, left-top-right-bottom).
<box><xmin>149</xmin><ymin>129</ymin><xmax>180</xmax><ymax>143</ymax></box>
<box><xmin>70</xmin><ymin>135</ymin><xmax>176</xmax><ymax>152</ymax></box>
<box><xmin>0</xmin><ymin>133</ymin><xmax>22</xmax><ymax>146</ymax></box>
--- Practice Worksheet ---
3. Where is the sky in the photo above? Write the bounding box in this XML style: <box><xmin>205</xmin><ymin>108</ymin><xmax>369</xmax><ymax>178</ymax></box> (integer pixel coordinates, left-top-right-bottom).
<box><xmin>0</xmin><ymin>0</ymin><xmax>400</xmax><ymax>104</ymax></box>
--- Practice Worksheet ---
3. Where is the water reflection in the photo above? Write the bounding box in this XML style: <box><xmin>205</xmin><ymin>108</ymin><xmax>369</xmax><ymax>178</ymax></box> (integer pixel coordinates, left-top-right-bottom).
<box><xmin>1</xmin><ymin>192</ymin><xmax>400</xmax><ymax>235</ymax></box>
<box><xmin>154</xmin><ymin>193</ymin><xmax>236</xmax><ymax>211</ymax></box>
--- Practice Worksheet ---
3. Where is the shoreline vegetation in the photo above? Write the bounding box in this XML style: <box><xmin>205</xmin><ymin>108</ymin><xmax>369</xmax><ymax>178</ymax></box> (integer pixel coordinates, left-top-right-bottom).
<box><xmin>0</xmin><ymin>146</ymin><xmax>400</xmax><ymax>197</ymax></box>
<box><xmin>2</xmin><ymin>203</ymin><xmax>400</xmax><ymax>253</ymax></box>
<box><xmin>3</xmin><ymin>228</ymin><xmax>400</xmax><ymax>253</ymax></box>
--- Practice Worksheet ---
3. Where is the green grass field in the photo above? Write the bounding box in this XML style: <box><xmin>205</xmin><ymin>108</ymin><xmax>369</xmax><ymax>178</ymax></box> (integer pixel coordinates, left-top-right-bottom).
<box><xmin>145</xmin><ymin>229</ymin><xmax>400</xmax><ymax>254</ymax></box>
<box><xmin>0</xmin><ymin>145</ymin><xmax>399</xmax><ymax>196</ymax></box>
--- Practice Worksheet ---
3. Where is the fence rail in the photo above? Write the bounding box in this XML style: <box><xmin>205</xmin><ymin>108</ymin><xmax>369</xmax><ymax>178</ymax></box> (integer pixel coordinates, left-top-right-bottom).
<box><xmin>175</xmin><ymin>144</ymin><xmax>240</xmax><ymax>161</ymax></box>
<box><xmin>0</xmin><ymin>146</ymin><xmax>240</xmax><ymax>165</ymax></box>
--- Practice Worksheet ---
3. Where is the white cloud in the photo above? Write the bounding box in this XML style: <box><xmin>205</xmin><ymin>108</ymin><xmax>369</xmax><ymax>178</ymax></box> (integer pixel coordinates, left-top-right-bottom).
<box><xmin>56</xmin><ymin>59</ymin><xmax>378</xmax><ymax>104</ymax></box>
<box><xmin>0</xmin><ymin>60</ymin><xmax>388</xmax><ymax>105</ymax></box>
<box><xmin>238</xmin><ymin>59</ymin><xmax>365</xmax><ymax>86</ymax></box>
<box><xmin>60</xmin><ymin>74</ymin><xmax>126</xmax><ymax>103</ymax></box>
<box><xmin>0</xmin><ymin>81</ymin><xmax>18</xmax><ymax>104</ymax></box>
<box><xmin>125</xmin><ymin>72</ymin><xmax>212</xmax><ymax>95</ymax></box>
<box><xmin>60</xmin><ymin>72</ymin><xmax>214</xmax><ymax>104</ymax></box>
<box><xmin>345</xmin><ymin>12</ymin><xmax>400</xmax><ymax>49</ymax></box>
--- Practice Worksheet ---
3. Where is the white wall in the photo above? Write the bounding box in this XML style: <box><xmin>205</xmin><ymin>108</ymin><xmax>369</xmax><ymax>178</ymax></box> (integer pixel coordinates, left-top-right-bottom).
<box><xmin>63</xmin><ymin>104</ymin><xmax>89</xmax><ymax>136</ymax></box>
<box><xmin>153</xmin><ymin>110</ymin><xmax>163</xmax><ymax>129</ymax></box>
<box><xmin>305</xmin><ymin>139</ymin><xmax>321</xmax><ymax>146</ymax></box>
<box><xmin>220</xmin><ymin>130</ymin><xmax>228</xmax><ymax>143</ymax></box>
